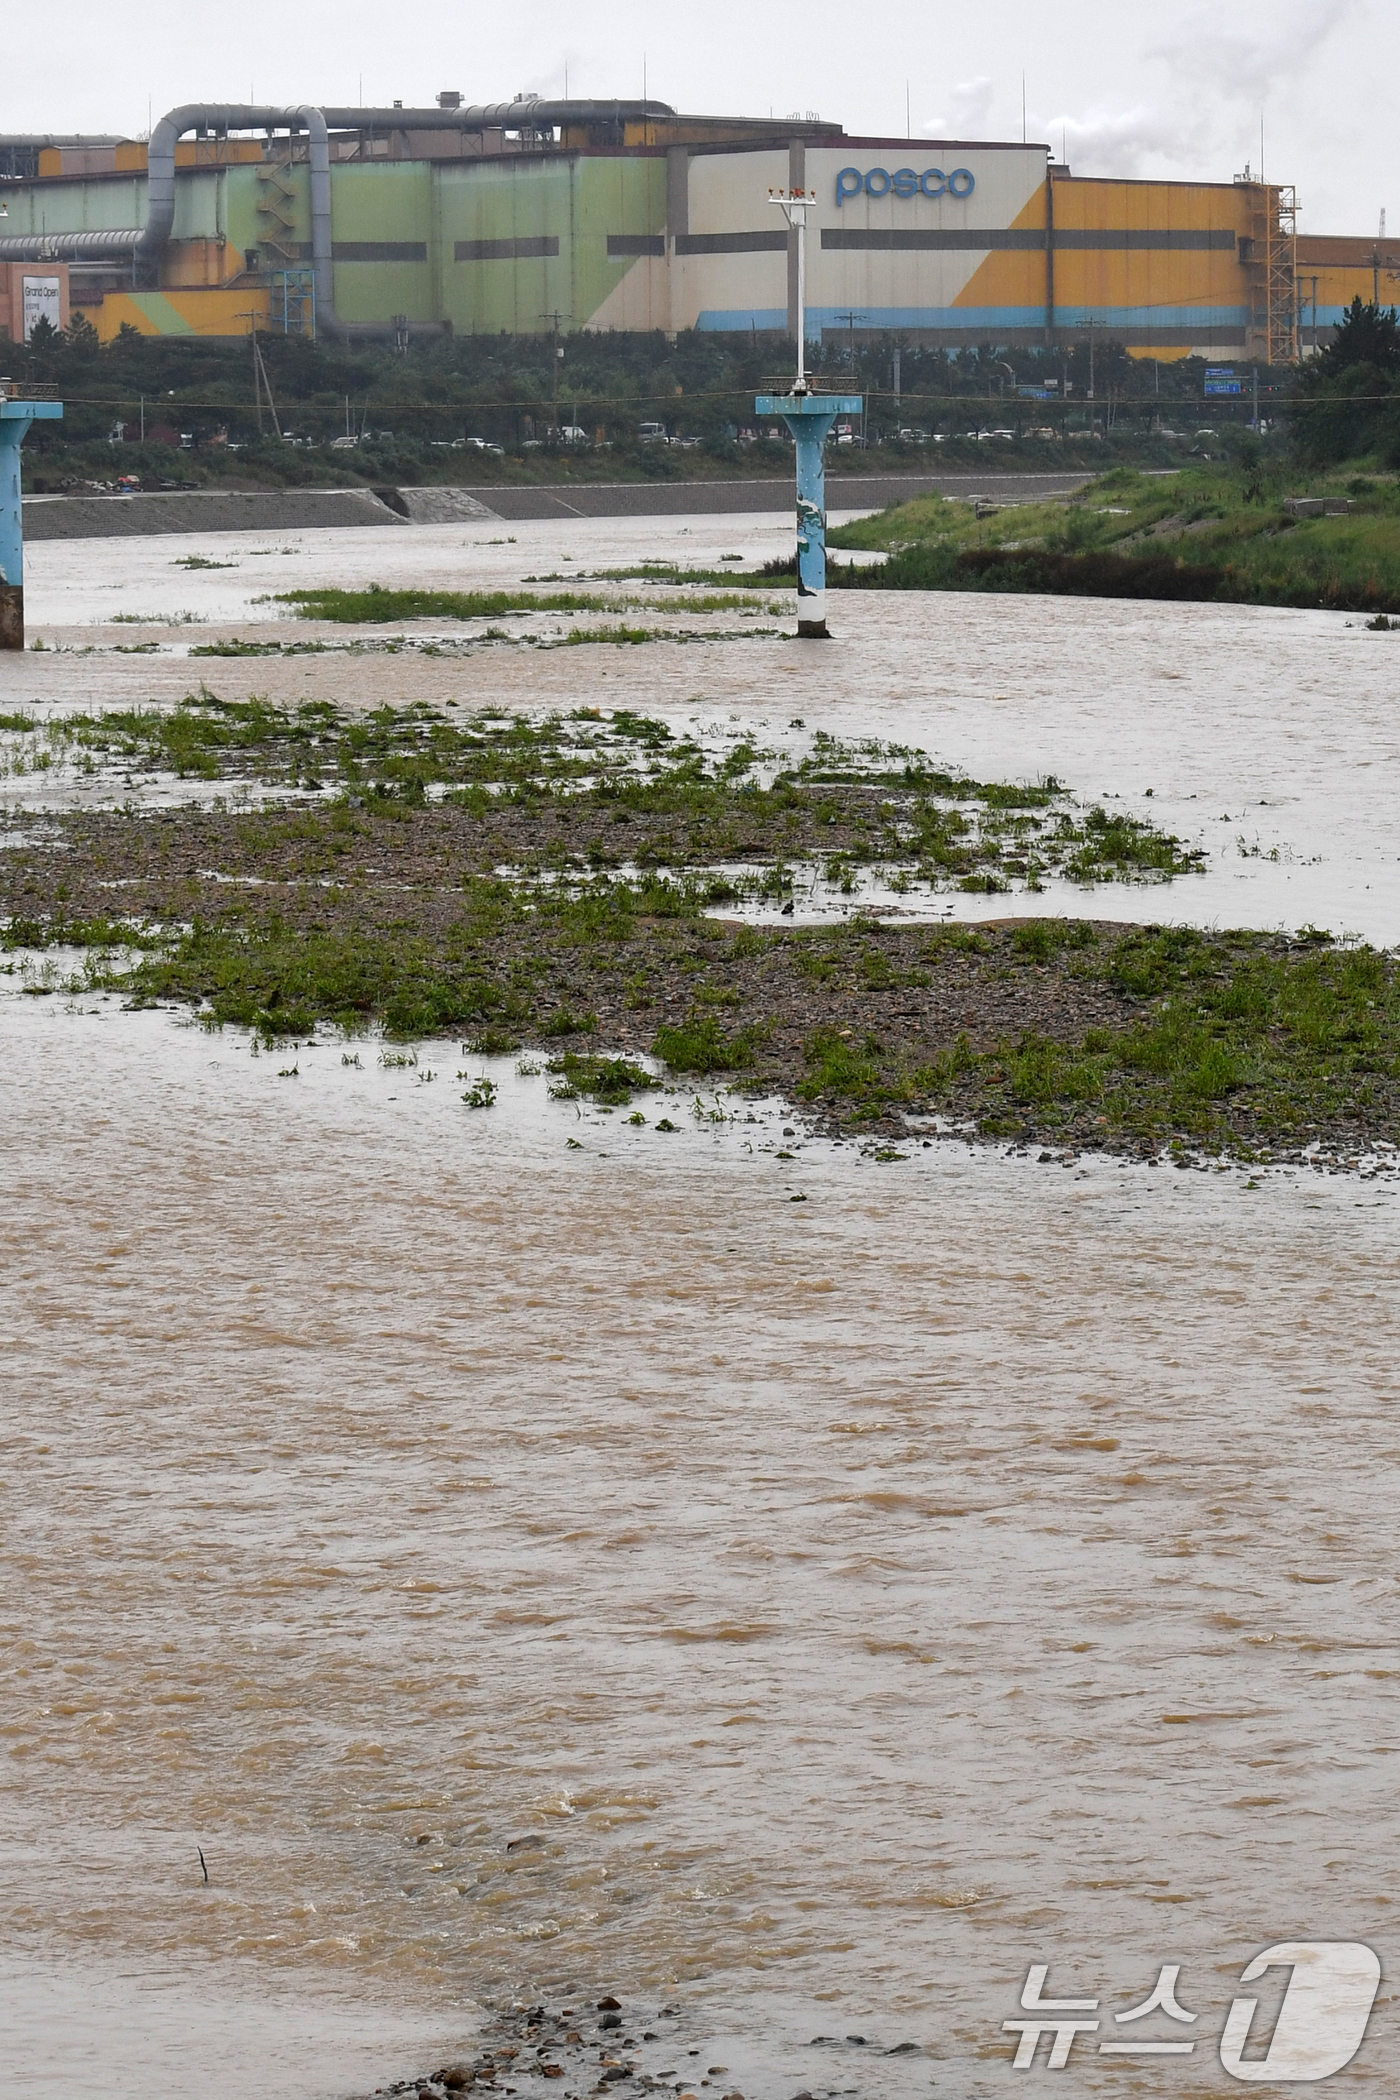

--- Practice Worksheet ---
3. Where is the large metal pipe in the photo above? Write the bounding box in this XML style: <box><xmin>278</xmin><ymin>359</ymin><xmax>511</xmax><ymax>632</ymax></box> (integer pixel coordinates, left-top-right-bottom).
<box><xmin>319</xmin><ymin>99</ymin><xmax>676</xmax><ymax>130</ymax></box>
<box><xmin>0</xmin><ymin>229</ymin><xmax>142</xmax><ymax>260</ymax></box>
<box><xmin>0</xmin><ymin>134</ymin><xmax>126</xmax><ymax>147</ymax></box>
<box><xmin>135</xmin><ymin>102</ymin><xmax>326</xmax><ymax>282</ymax></box>
<box><xmin>11</xmin><ymin>98</ymin><xmax>679</xmax><ymax>337</ymax></box>
<box><xmin>131</xmin><ymin>102</ymin><xmax>367</xmax><ymax>337</ymax></box>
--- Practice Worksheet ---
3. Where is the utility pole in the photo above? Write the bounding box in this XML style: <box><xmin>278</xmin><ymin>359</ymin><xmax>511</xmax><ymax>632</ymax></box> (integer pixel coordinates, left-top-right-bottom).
<box><xmin>237</xmin><ymin>311</ymin><xmax>280</xmax><ymax>437</ymax></box>
<box><xmin>834</xmin><ymin>310</ymin><xmax>868</xmax><ymax>437</ymax></box>
<box><xmin>835</xmin><ymin>310</ymin><xmax>865</xmax><ymax>374</ymax></box>
<box><xmin>537</xmin><ymin>310</ymin><xmax>570</xmax><ymax>431</ymax></box>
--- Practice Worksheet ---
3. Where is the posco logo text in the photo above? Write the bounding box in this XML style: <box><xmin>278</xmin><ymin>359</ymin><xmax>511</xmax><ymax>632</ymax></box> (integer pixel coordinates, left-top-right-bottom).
<box><xmin>835</xmin><ymin>165</ymin><xmax>975</xmax><ymax>205</ymax></box>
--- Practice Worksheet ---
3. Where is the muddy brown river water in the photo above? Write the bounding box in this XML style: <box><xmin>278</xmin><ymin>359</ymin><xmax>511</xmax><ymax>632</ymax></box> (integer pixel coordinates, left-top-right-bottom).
<box><xmin>3</xmin><ymin>518</ymin><xmax>1400</xmax><ymax>2095</ymax></box>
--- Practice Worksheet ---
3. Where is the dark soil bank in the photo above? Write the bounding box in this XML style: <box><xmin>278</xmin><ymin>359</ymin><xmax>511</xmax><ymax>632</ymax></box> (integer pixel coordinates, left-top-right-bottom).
<box><xmin>359</xmin><ymin>1992</ymin><xmax>922</xmax><ymax>2100</ymax></box>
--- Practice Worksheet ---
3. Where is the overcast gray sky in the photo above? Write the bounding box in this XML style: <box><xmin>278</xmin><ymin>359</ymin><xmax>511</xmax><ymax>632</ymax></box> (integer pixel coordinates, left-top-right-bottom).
<box><xmin>3</xmin><ymin>0</ymin><xmax>1390</xmax><ymax>235</ymax></box>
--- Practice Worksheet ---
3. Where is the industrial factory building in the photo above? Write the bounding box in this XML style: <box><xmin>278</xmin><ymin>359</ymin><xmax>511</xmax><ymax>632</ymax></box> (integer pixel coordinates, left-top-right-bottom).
<box><xmin>0</xmin><ymin>97</ymin><xmax>1388</xmax><ymax>359</ymax></box>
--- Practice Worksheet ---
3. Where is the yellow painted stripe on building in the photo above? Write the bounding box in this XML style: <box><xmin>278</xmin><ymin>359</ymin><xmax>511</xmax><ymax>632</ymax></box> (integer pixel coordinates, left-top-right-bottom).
<box><xmin>1051</xmin><ymin>177</ymin><xmax>1250</xmax><ymax>237</ymax></box>
<box><xmin>93</xmin><ymin>288</ymin><xmax>269</xmax><ymax>340</ymax></box>
<box><xmin>952</xmin><ymin>182</ymin><xmax>1047</xmax><ymax>311</ymax></box>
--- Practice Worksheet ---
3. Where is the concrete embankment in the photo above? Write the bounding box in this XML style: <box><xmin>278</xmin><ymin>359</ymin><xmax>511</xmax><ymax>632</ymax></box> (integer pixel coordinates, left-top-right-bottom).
<box><xmin>22</xmin><ymin>486</ymin><xmax>405</xmax><ymax>541</ymax></box>
<box><xmin>22</xmin><ymin>471</ymin><xmax>1090</xmax><ymax>540</ymax></box>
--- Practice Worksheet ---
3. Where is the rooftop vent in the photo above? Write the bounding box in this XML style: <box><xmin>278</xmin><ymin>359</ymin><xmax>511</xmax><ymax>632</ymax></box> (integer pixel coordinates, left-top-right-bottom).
<box><xmin>437</xmin><ymin>91</ymin><xmax>462</xmax><ymax>109</ymax></box>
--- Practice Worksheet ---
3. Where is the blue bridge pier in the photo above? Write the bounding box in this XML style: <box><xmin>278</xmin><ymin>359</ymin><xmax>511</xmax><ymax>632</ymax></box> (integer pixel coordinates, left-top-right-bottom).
<box><xmin>755</xmin><ymin>389</ymin><xmax>863</xmax><ymax>639</ymax></box>
<box><xmin>1</xmin><ymin>384</ymin><xmax>64</xmax><ymax>650</ymax></box>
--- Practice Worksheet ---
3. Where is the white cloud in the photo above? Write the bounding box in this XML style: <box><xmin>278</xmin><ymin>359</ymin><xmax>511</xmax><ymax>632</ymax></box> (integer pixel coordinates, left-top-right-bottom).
<box><xmin>1032</xmin><ymin>0</ymin><xmax>1356</xmax><ymax>179</ymax></box>
<box><xmin>924</xmin><ymin>77</ymin><xmax>995</xmax><ymax>139</ymax></box>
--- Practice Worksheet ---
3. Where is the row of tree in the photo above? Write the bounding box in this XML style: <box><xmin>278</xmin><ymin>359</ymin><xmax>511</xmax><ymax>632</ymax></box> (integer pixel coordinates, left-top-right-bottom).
<box><xmin>6</xmin><ymin>300</ymin><xmax>1397</xmax><ymax>463</ymax></box>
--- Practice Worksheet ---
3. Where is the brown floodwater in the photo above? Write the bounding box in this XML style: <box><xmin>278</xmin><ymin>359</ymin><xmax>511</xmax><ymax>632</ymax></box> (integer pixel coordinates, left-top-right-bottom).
<box><xmin>3</xmin><ymin>978</ymin><xmax>1398</xmax><ymax>2096</ymax></box>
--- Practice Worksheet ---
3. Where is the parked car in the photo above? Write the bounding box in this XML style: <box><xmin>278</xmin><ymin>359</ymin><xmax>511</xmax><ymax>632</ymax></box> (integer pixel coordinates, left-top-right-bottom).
<box><xmin>329</xmin><ymin>435</ymin><xmax>358</xmax><ymax>450</ymax></box>
<box><xmin>463</xmin><ymin>436</ymin><xmax>504</xmax><ymax>456</ymax></box>
<box><xmin>637</xmin><ymin>421</ymin><xmax>669</xmax><ymax>443</ymax></box>
<box><xmin>556</xmin><ymin>425</ymin><xmax>591</xmax><ymax>445</ymax></box>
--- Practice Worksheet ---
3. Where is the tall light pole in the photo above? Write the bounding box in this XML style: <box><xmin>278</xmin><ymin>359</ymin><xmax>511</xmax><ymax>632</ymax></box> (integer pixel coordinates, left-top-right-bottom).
<box><xmin>759</xmin><ymin>187</ymin><xmax>861</xmax><ymax>639</ymax></box>
<box><xmin>771</xmin><ymin>187</ymin><xmax>812</xmax><ymax>391</ymax></box>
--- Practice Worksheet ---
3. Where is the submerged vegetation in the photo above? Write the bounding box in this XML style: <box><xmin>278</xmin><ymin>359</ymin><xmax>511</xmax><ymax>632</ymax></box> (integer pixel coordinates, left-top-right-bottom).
<box><xmin>0</xmin><ymin>694</ymin><xmax>1201</xmax><ymax>892</ymax></box>
<box><xmin>4</xmin><ymin>694</ymin><xmax>1394</xmax><ymax>1163</ymax></box>
<box><xmin>274</xmin><ymin>584</ymin><xmax>780</xmax><ymax>622</ymax></box>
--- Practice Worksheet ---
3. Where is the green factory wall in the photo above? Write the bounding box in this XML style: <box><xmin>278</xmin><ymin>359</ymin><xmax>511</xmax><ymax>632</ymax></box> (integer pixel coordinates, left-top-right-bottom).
<box><xmin>0</xmin><ymin>172</ymin><xmax>149</xmax><ymax>236</ymax></box>
<box><xmin>180</xmin><ymin>155</ymin><xmax>666</xmax><ymax>330</ymax></box>
<box><xmin>225</xmin><ymin>163</ymin><xmax>311</xmax><ymax>265</ymax></box>
<box><xmin>435</xmin><ymin>154</ymin><xmax>665</xmax><ymax>333</ymax></box>
<box><xmin>327</xmin><ymin>163</ymin><xmax>434</xmax><ymax>321</ymax></box>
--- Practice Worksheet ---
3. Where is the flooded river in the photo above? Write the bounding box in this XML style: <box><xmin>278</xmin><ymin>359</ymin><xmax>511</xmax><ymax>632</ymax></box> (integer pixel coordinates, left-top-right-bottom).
<box><xmin>3</xmin><ymin>519</ymin><xmax>1399</xmax><ymax>2095</ymax></box>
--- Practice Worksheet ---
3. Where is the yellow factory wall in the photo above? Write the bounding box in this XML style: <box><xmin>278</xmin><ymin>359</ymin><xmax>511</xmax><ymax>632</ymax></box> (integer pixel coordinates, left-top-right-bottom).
<box><xmin>950</xmin><ymin>184</ymin><xmax>1049</xmax><ymax>335</ymax></box>
<box><xmin>1047</xmin><ymin>177</ymin><xmax>1252</xmax><ymax>354</ymax></box>
<box><xmin>161</xmin><ymin>237</ymin><xmax>248</xmax><ymax>286</ymax></box>
<box><xmin>36</xmin><ymin>139</ymin><xmax>264</xmax><ymax>178</ymax></box>
<box><xmin>90</xmin><ymin>287</ymin><xmax>269</xmax><ymax>340</ymax></box>
<box><xmin>1294</xmin><ymin>243</ymin><xmax>1400</xmax><ymax>337</ymax></box>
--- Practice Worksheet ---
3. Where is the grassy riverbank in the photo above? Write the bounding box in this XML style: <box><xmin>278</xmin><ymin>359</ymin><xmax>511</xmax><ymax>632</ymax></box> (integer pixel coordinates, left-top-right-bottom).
<box><xmin>827</xmin><ymin>462</ymin><xmax>1400</xmax><ymax>613</ymax></box>
<box><xmin>3</xmin><ymin>696</ymin><xmax>1396</xmax><ymax>1165</ymax></box>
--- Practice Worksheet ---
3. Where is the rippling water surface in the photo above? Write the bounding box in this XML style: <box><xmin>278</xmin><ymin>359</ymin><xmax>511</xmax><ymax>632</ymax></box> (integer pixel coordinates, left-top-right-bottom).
<box><xmin>4</xmin><ymin>527</ymin><xmax>1400</xmax><ymax>2094</ymax></box>
<box><xmin>4</xmin><ymin>985</ymin><xmax>1398</xmax><ymax>2095</ymax></box>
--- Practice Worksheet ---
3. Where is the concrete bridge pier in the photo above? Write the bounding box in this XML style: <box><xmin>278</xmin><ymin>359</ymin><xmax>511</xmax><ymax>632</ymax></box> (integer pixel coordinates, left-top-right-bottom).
<box><xmin>1</xmin><ymin>388</ymin><xmax>64</xmax><ymax>650</ymax></box>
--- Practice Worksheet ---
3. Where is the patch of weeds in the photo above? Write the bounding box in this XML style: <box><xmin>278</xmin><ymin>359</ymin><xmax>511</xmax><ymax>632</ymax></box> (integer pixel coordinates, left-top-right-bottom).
<box><xmin>462</xmin><ymin>1075</ymin><xmax>498</xmax><ymax>1108</ymax></box>
<box><xmin>653</xmin><ymin>1012</ymin><xmax>761</xmax><ymax>1073</ymax></box>
<box><xmin>279</xmin><ymin>584</ymin><xmax>613</xmax><ymax>621</ymax></box>
<box><xmin>547</xmin><ymin>1052</ymin><xmax>660</xmax><ymax>1103</ymax></box>
<box><xmin>1011</xmin><ymin>917</ymin><xmax>1099</xmax><ymax>962</ymax></box>
<box><xmin>542</xmin><ymin>1004</ymin><xmax>597</xmax><ymax>1037</ymax></box>
<box><xmin>798</xmin><ymin>1026</ymin><xmax>888</xmax><ymax>1103</ymax></box>
<box><xmin>1061</xmin><ymin>805</ymin><xmax>1204</xmax><ymax>883</ymax></box>
<box><xmin>464</xmin><ymin>1026</ymin><xmax>522</xmax><ymax>1055</ymax></box>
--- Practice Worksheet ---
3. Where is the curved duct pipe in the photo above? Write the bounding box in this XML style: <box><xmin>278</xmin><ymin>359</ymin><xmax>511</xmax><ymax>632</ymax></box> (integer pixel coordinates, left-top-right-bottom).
<box><xmin>319</xmin><ymin>99</ymin><xmax>676</xmax><ymax>130</ymax></box>
<box><xmin>23</xmin><ymin>98</ymin><xmax>680</xmax><ymax>337</ymax></box>
<box><xmin>133</xmin><ymin>102</ymin><xmax>373</xmax><ymax>339</ymax></box>
<box><xmin>0</xmin><ymin>228</ymin><xmax>142</xmax><ymax>260</ymax></box>
<box><xmin>135</xmin><ymin>102</ymin><xmax>326</xmax><ymax>283</ymax></box>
